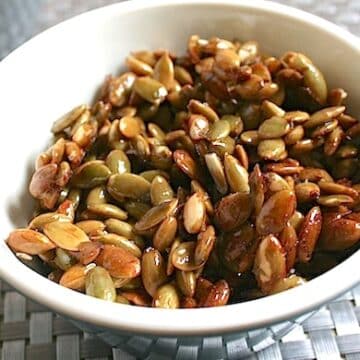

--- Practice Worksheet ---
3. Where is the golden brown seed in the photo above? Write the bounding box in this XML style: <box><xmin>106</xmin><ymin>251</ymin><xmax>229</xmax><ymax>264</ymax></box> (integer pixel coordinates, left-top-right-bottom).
<box><xmin>59</xmin><ymin>264</ymin><xmax>86</xmax><ymax>291</ymax></box>
<box><xmin>76</xmin><ymin>241</ymin><xmax>103</xmax><ymax>265</ymax></box>
<box><xmin>176</xmin><ymin>271</ymin><xmax>196</xmax><ymax>297</ymax></box>
<box><xmin>201</xmin><ymin>280</ymin><xmax>230</xmax><ymax>307</ymax></box>
<box><xmin>284</xmin><ymin>111</ymin><xmax>309</xmax><ymax>124</ymax></box>
<box><xmin>253</xmin><ymin>234</ymin><xmax>286</xmax><ymax>294</ymax></box>
<box><xmin>183</xmin><ymin>193</ymin><xmax>206</xmax><ymax>234</ymax></box>
<box><xmin>295</xmin><ymin>182</ymin><xmax>320</xmax><ymax>203</ymax></box>
<box><xmin>324</xmin><ymin>126</ymin><xmax>344</xmax><ymax>156</ymax></box>
<box><xmin>214</xmin><ymin>192</ymin><xmax>251</xmax><ymax>231</ymax></box>
<box><xmin>96</xmin><ymin>244</ymin><xmax>141</xmax><ymax>278</ymax></box>
<box><xmin>298</xmin><ymin>206</ymin><xmax>322</xmax><ymax>262</ymax></box>
<box><xmin>256</xmin><ymin>190</ymin><xmax>296</xmax><ymax>235</ymax></box>
<box><xmin>43</xmin><ymin>221</ymin><xmax>90</xmax><ymax>251</ymax></box>
<box><xmin>72</xmin><ymin>121</ymin><xmax>98</xmax><ymax>148</ymax></box>
<box><xmin>92</xmin><ymin>233</ymin><xmax>141</xmax><ymax>258</ymax></box>
<box><xmin>318</xmin><ymin>181</ymin><xmax>358</xmax><ymax>198</ymax></box>
<box><xmin>141</xmin><ymin>248</ymin><xmax>168</xmax><ymax>296</ymax></box>
<box><xmin>224</xmin><ymin>154</ymin><xmax>249</xmax><ymax>193</ymax></box>
<box><xmin>188</xmin><ymin>114</ymin><xmax>209</xmax><ymax>141</ymax></box>
<box><xmin>279</xmin><ymin>223</ymin><xmax>298</xmax><ymax>272</ymax></box>
<box><xmin>153</xmin><ymin>216</ymin><xmax>178</xmax><ymax>252</ymax></box>
<box><xmin>265</xmin><ymin>172</ymin><xmax>291</xmax><ymax>194</ymax></box>
<box><xmin>75</xmin><ymin>220</ymin><xmax>105</xmax><ymax>236</ymax></box>
<box><xmin>173</xmin><ymin>150</ymin><xmax>201</xmax><ymax>181</ymax></box>
<box><xmin>195</xmin><ymin>225</ymin><xmax>216</xmax><ymax>265</ymax></box>
<box><xmin>299</xmin><ymin>168</ymin><xmax>333</xmax><ymax>183</ymax></box>
<box><xmin>319</xmin><ymin>212</ymin><xmax>360</xmax><ymax>251</ymax></box>
<box><xmin>166</xmin><ymin>238</ymin><xmax>181</xmax><ymax>276</ymax></box>
<box><xmin>7</xmin><ymin>229</ymin><xmax>56</xmax><ymax>255</ymax></box>
<box><xmin>118</xmin><ymin>116</ymin><xmax>143</xmax><ymax>138</ymax></box>
<box><xmin>289</xmin><ymin>211</ymin><xmax>305</xmax><ymax>232</ymax></box>
<box><xmin>220</xmin><ymin>222</ymin><xmax>257</xmax><ymax>272</ymax></box>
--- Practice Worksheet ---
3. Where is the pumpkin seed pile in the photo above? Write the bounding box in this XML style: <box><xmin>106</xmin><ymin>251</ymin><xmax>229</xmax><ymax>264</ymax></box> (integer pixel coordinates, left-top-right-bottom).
<box><xmin>6</xmin><ymin>36</ymin><xmax>360</xmax><ymax>308</ymax></box>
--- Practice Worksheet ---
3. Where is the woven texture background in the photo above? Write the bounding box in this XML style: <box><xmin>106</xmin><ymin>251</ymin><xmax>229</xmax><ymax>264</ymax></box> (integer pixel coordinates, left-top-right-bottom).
<box><xmin>1</xmin><ymin>279</ymin><xmax>360</xmax><ymax>360</ymax></box>
<box><xmin>1</xmin><ymin>0</ymin><xmax>360</xmax><ymax>359</ymax></box>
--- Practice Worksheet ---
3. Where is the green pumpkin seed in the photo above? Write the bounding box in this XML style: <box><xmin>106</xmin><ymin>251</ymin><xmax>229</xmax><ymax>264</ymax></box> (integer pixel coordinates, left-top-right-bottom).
<box><xmin>284</xmin><ymin>111</ymin><xmax>309</xmax><ymax>124</ymax></box>
<box><xmin>87</xmin><ymin>203</ymin><xmax>127</xmax><ymax>220</ymax></box>
<box><xmin>258</xmin><ymin>116</ymin><xmax>290</xmax><ymax>139</ymax></box>
<box><xmin>153</xmin><ymin>283</ymin><xmax>180</xmax><ymax>309</ymax></box>
<box><xmin>335</xmin><ymin>145</ymin><xmax>358</xmax><ymax>159</ymax></box>
<box><xmin>51</xmin><ymin>104</ymin><xmax>87</xmax><ymax>133</ymax></box>
<box><xmin>188</xmin><ymin>99</ymin><xmax>219</xmax><ymax>123</ymax></box>
<box><xmin>54</xmin><ymin>248</ymin><xmax>75</xmax><ymax>271</ymax></box>
<box><xmin>205</xmin><ymin>153</ymin><xmax>228</xmax><ymax>194</ymax></box>
<box><xmin>207</xmin><ymin>119</ymin><xmax>231</xmax><ymax>141</ymax></box>
<box><xmin>150</xmin><ymin>175</ymin><xmax>174</xmax><ymax>206</ymax></box>
<box><xmin>75</xmin><ymin>220</ymin><xmax>106</xmax><ymax>236</ymax></box>
<box><xmin>116</xmin><ymin>295</ymin><xmax>130</xmax><ymax>304</ymax></box>
<box><xmin>72</xmin><ymin>161</ymin><xmax>111</xmax><ymax>189</ymax></box>
<box><xmin>174</xmin><ymin>65</ymin><xmax>193</xmax><ymax>85</ymax></box>
<box><xmin>28</xmin><ymin>212</ymin><xmax>71</xmax><ymax>230</ymax></box>
<box><xmin>126</xmin><ymin>55</ymin><xmax>153</xmax><ymax>76</ymax></box>
<box><xmin>317</xmin><ymin>194</ymin><xmax>354</xmax><ymax>207</ymax></box>
<box><xmin>295</xmin><ymin>182</ymin><xmax>320</xmax><ymax>203</ymax></box>
<box><xmin>105</xmin><ymin>150</ymin><xmax>131</xmax><ymax>174</ymax></box>
<box><xmin>166</xmin><ymin>238</ymin><xmax>181</xmax><ymax>276</ymax></box>
<box><xmin>66</xmin><ymin>189</ymin><xmax>81</xmax><ymax>210</ymax></box>
<box><xmin>134</xmin><ymin>77</ymin><xmax>168</xmax><ymax>104</ymax></box>
<box><xmin>284</xmin><ymin>125</ymin><xmax>304</xmax><ymax>145</ymax></box>
<box><xmin>86</xmin><ymin>186</ymin><xmax>108</xmax><ymax>206</ymax></box>
<box><xmin>135</xmin><ymin>199</ymin><xmax>178</xmax><ymax>232</ymax></box>
<box><xmin>172</xmin><ymin>241</ymin><xmax>204</xmax><ymax>271</ymax></box>
<box><xmin>148</xmin><ymin>123</ymin><xmax>166</xmax><ymax>143</ymax></box>
<box><xmin>153</xmin><ymin>216</ymin><xmax>178</xmax><ymax>251</ymax></box>
<box><xmin>240</xmin><ymin>130</ymin><xmax>259</xmax><ymax>145</ymax></box>
<box><xmin>153</xmin><ymin>52</ymin><xmax>174</xmax><ymax>90</ymax></box>
<box><xmin>107</xmin><ymin>173</ymin><xmax>151</xmax><ymax>201</ymax></box>
<box><xmin>221</xmin><ymin>115</ymin><xmax>243</xmax><ymax>136</ymax></box>
<box><xmin>142</xmin><ymin>248</ymin><xmax>168</xmax><ymax>296</ymax></box>
<box><xmin>224</xmin><ymin>154</ymin><xmax>249</xmax><ymax>193</ymax></box>
<box><xmin>105</xmin><ymin>218</ymin><xmax>134</xmax><ymax>239</ymax></box>
<box><xmin>261</xmin><ymin>100</ymin><xmax>285</xmax><ymax>118</ymax></box>
<box><xmin>258</xmin><ymin>139</ymin><xmax>286</xmax><ymax>161</ymax></box>
<box><xmin>208</xmin><ymin>136</ymin><xmax>235</xmax><ymax>158</ymax></box>
<box><xmin>139</xmin><ymin>170</ymin><xmax>169</xmax><ymax>182</ymax></box>
<box><xmin>124</xmin><ymin>201</ymin><xmax>151</xmax><ymax>221</ymax></box>
<box><xmin>176</xmin><ymin>270</ymin><xmax>196</xmax><ymax>297</ymax></box>
<box><xmin>92</xmin><ymin>233</ymin><xmax>141</xmax><ymax>258</ymax></box>
<box><xmin>304</xmin><ymin>106</ymin><xmax>345</xmax><ymax>128</ymax></box>
<box><xmin>85</xmin><ymin>266</ymin><xmax>116</xmax><ymax>302</ymax></box>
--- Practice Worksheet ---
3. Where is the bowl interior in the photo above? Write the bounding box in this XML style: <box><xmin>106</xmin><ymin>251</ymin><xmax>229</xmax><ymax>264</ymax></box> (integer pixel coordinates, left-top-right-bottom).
<box><xmin>0</xmin><ymin>0</ymin><xmax>359</xmax><ymax>336</ymax></box>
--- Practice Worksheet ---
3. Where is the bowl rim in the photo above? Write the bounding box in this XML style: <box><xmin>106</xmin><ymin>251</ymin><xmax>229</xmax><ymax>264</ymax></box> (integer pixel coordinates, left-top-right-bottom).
<box><xmin>0</xmin><ymin>0</ymin><xmax>360</xmax><ymax>336</ymax></box>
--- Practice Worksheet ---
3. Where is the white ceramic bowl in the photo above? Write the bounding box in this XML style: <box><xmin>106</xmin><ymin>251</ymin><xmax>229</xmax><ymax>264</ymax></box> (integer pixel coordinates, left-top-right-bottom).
<box><xmin>1</xmin><ymin>0</ymin><xmax>360</xmax><ymax>358</ymax></box>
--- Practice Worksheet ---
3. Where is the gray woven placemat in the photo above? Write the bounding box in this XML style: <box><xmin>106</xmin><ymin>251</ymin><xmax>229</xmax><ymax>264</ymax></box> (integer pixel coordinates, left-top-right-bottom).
<box><xmin>1</xmin><ymin>0</ymin><xmax>360</xmax><ymax>359</ymax></box>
